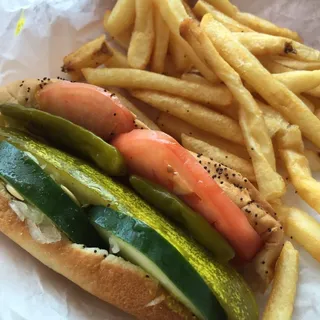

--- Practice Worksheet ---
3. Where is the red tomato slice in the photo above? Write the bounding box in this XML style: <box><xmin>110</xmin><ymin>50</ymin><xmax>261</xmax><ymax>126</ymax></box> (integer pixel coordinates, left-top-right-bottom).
<box><xmin>112</xmin><ymin>129</ymin><xmax>262</xmax><ymax>261</ymax></box>
<box><xmin>36</xmin><ymin>81</ymin><xmax>135</xmax><ymax>140</ymax></box>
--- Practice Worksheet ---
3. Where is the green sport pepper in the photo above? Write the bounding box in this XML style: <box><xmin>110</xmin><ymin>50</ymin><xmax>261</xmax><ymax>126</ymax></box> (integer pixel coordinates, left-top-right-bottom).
<box><xmin>0</xmin><ymin>103</ymin><xmax>126</xmax><ymax>176</ymax></box>
<box><xmin>129</xmin><ymin>175</ymin><xmax>235</xmax><ymax>262</ymax></box>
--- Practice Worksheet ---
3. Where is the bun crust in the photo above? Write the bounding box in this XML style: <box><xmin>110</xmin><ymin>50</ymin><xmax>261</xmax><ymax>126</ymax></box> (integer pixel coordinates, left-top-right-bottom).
<box><xmin>0</xmin><ymin>190</ymin><xmax>194</xmax><ymax>319</ymax></box>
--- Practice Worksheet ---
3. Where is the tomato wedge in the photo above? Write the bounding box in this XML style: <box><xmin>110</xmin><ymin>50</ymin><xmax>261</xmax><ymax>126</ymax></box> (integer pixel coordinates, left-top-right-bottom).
<box><xmin>36</xmin><ymin>81</ymin><xmax>135</xmax><ymax>140</ymax></box>
<box><xmin>112</xmin><ymin>130</ymin><xmax>262</xmax><ymax>261</ymax></box>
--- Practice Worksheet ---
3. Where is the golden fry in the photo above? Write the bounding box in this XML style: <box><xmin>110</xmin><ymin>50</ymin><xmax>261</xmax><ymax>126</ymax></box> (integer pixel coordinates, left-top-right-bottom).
<box><xmin>298</xmin><ymin>94</ymin><xmax>315</xmax><ymax>112</ymax></box>
<box><xmin>131</xmin><ymin>89</ymin><xmax>244</xmax><ymax>145</ymax></box>
<box><xmin>193</xmin><ymin>0</ymin><xmax>252</xmax><ymax>32</ymax></box>
<box><xmin>156</xmin><ymin>112</ymin><xmax>250</xmax><ymax>160</ymax></box>
<box><xmin>189</xmin><ymin>18</ymin><xmax>284</xmax><ymax>200</ymax></box>
<box><xmin>163</xmin><ymin>55</ymin><xmax>181</xmax><ymax>77</ymax></box>
<box><xmin>151</xmin><ymin>8</ymin><xmax>170</xmax><ymax>73</ymax></box>
<box><xmin>155</xmin><ymin>0</ymin><xmax>217</xmax><ymax>82</ymax></box>
<box><xmin>82</xmin><ymin>68</ymin><xmax>233</xmax><ymax>108</ymax></box>
<box><xmin>179</xmin><ymin>21</ymin><xmax>220</xmax><ymax>83</ymax></box>
<box><xmin>103</xmin><ymin>10</ymin><xmax>132</xmax><ymax>49</ymax></box>
<box><xmin>181</xmin><ymin>72</ymin><xmax>214</xmax><ymax>86</ymax></box>
<box><xmin>305</xmin><ymin>149</ymin><xmax>320</xmax><ymax>172</ymax></box>
<box><xmin>204</xmin><ymin>0</ymin><xmax>237</xmax><ymax>17</ymax></box>
<box><xmin>201</xmin><ymin>14</ymin><xmax>320</xmax><ymax>149</ymax></box>
<box><xmin>104</xmin><ymin>0</ymin><xmax>135</xmax><ymax>36</ymax></box>
<box><xmin>277</xmin><ymin>125</ymin><xmax>320</xmax><ymax>213</ymax></box>
<box><xmin>273</xmin><ymin>71</ymin><xmax>320</xmax><ymax>94</ymax></box>
<box><xmin>182</xmin><ymin>134</ymin><xmax>256</xmax><ymax>181</ymax></box>
<box><xmin>306</xmin><ymin>85</ymin><xmax>320</xmax><ymax>98</ymax></box>
<box><xmin>182</xmin><ymin>1</ymin><xmax>197</xmax><ymax>20</ymax></box>
<box><xmin>271</xmin><ymin>202</ymin><xmax>320</xmax><ymax>262</ymax></box>
<box><xmin>316</xmin><ymin>108</ymin><xmax>320</xmax><ymax>120</ymax></box>
<box><xmin>234</xmin><ymin>11</ymin><xmax>302</xmax><ymax>42</ymax></box>
<box><xmin>257</xmin><ymin>100</ymin><xmax>288</xmax><ymax>137</ymax></box>
<box><xmin>128</xmin><ymin>0</ymin><xmax>154</xmax><ymax>69</ymax></box>
<box><xmin>234</xmin><ymin>32</ymin><xmax>320</xmax><ymax>61</ymax></box>
<box><xmin>111</xmin><ymin>89</ymin><xmax>159</xmax><ymax>130</ymax></box>
<box><xmin>274</xmin><ymin>56</ymin><xmax>320</xmax><ymax>70</ymax></box>
<box><xmin>259</xmin><ymin>57</ymin><xmax>294</xmax><ymax>73</ymax></box>
<box><xmin>168</xmin><ymin>32</ymin><xmax>192</xmax><ymax>73</ymax></box>
<box><xmin>62</xmin><ymin>35</ymin><xmax>112</xmax><ymax>80</ymax></box>
<box><xmin>262</xmin><ymin>241</ymin><xmax>299</xmax><ymax>320</ymax></box>
<box><xmin>104</xmin><ymin>47</ymin><xmax>130</xmax><ymax>69</ymax></box>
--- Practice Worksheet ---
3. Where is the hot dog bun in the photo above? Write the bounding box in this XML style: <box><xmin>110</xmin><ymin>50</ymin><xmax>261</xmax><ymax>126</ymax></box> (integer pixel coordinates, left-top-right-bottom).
<box><xmin>0</xmin><ymin>187</ymin><xmax>194</xmax><ymax>320</ymax></box>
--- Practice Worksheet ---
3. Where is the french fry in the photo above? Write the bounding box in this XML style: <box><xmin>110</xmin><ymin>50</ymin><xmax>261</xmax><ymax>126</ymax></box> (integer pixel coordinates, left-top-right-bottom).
<box><xmin>193</xmin><ymin>0</ymin><xmax>252</xmax><ymax>32</ymax></box>
<box><xmin>257</xmin><ymin>100</ymin><xmax>288</xmax><ymax>138</ymax></box>
<box><xmin>128</xmin><ymin>0</ymin><xmax>154</xmax><ymax>69</ymax></box>
<box><xmin>185</xmin><ymin>18</ymin><xmax>284</xmax><ymax>200</ymax></box>
<box><xmin>259</xmin><ymin>57</ymin><xmax>294</xmax><ymax>73</ymax></box>
<box><xmin>302</xmin><ymin>95</ymin><xmax>320</xmax><ymax>109</ymax></box>
<box><xmin>110</xmin><ymin>89</ymin><xmax>159</xmax><ymax>130</ymax></box>
<box><xmin>306</xmin><ymin>85</ymin><xmax>320</xmax><ymax>98</ymax></box>
<box><xmin>154</xmin><ymin>0</ymin><xmax>218</xmax><ymax>82</ymax></box>
<box><xmin>156</xmin><ymin>112</ymin><xmax>250</xmax><ymax>160</ymax></box>
<box><xmin>305</xmin><ymin>149</ymin><xmax>320</xmax><ymax>172</ymax></box>
<box><xmin>298</xmin><ymin>94</ymin><xmax>315</xmax><ymax>112</ymax></box>
<box><xmin>104</xmin><ymin>47</ymin><xmax>130</xmax><ymax>68</ymax></box>
<box><xmin>204</xmin><ymin>0</ymin><xmax>237</xmax><ymax>17</ymax></box>
<box><xmin>182</xmin><ymin>134</ymin><xmax>256</xmax><ymax>181</ymax></box>
<box><xmin>163</xmin><ymin>55</ymin><xmax>181</xmax><ymax>77</ymax></box>
<box><xmin>262</xmin><ymin>241</ymin><xmax>299</xmax><ymax>320</ymax></box>
<box><xmin>151</xmin><ymin>7</ymin><xmax>170</xmax><ymax>73</ymax></box>
<box><xmin>181</xmin><ymin>72</ymin><xmax>214</xmax><ymax>86</ymax></box>
<box><xmin>272</xmin><ymin>202</ymin><xmax>320</xmax><ymax>262</ymax></box>
<box><xmin>82</xmin><ymin>68</ymin><xmax>233</xmax><ymax>108</ymax></box>
<box><xmin>62</xmin><ymin>35</ymin><xmax>112</xmax><ymax>81</ymax></box>
<box><xmin>272</xmin><ymin>71</ymin><xmax>320</xmax><ymax>94</ymax></box>
<box><xmin>131</xmin><ymin>89</ymin><xmax>244</xmax><ymax>145</ymax></box>
<box><xmin>182</xmin><ymin>0</ymin><xmax>197</xmax><ymax>20</ymax></box>
<box><xmin>104</xmin><ymin>0</ymin><xmax>135</xmax><ymax>36</ymax></box>
<box><xmin>178</xmin><ymin>22</ymin><xmax>220</xmax><ymax>84</ymax></box>
<box><xmin>316</xmin><ymin>108</ymin><xmax>320</xmax><ymax>119</ymax></box>
<box><xmin>234</xmin><ymin>11</ymin><xmax>302</xmax><ymax>42</ymax></box>
<box><xmin>103</xmin><ymin>10</ymin><xmax>132</xmax><ymax>49</ymax></box>
<box><xmin>168</xmin><ymin>32</ymin><xmax>192</xmax><ymax>73</ymax></box>
<box><xmin>234</xmin><ymin>32</ymin><xmax>320</xmax><ymax>61</ymax></box>
<box><xmin>277</xmin><ymin>125</ymin><xmax>320</xmax><ymax>213</ymax></box>
<box><xmin>201</xmin><ymin>14</ymin><xmax>320</xmax><ymax>149</ymax></box>
<box><xmin>274</xmin><ymin>56</ymin><xmax>320</xmax><ymax>70</ymax></box>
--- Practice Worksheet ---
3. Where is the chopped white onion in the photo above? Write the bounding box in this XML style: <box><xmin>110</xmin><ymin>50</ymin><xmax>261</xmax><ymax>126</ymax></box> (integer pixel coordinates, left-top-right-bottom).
<box><xmin>9</xmin><ymin>200</ymin><xmax>44</xmax><ymax>224</ymax></box>
<box><xmin>109</xmin><ymin>236</ymin><xmax>120</xmax><ymax>254</ymax></box>
<box><xmin>9</xmin><ymin>200</ymin><xmax>27</xmax><ymax>221</ymax></box>
<box><xmin>145</xmin><ymin>295</ymin><xmax>165</xmax><ymax>307</ymax></box>
<box><xmin>27</xmin><ymin>218</ymin><xmax>61</xmax><ymax>244</ymax></box>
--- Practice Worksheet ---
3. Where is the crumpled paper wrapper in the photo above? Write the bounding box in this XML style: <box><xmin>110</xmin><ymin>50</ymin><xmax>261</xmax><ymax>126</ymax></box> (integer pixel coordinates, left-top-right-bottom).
<box><xmin>0</xmin><ymin>0</ymin><xmax>319</xmax><ymax>319</ymax></box>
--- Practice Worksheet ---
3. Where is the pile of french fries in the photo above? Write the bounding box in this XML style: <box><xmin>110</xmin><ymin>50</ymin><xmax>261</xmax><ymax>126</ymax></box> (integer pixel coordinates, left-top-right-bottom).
<box><xmin>62</xmin><ymin>0</ymin><xmax>320</xmax><ymax>317</ymax></box>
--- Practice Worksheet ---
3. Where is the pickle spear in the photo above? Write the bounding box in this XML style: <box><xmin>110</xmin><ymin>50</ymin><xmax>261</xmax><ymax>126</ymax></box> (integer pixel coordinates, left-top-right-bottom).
<box><xmin>0</xmin><ymin>127</ymin><xmax>259</xmax><ymax>320</ymax></box>
<box><xmin>0</xmin><ymin>103</ymin><xmax>126</xmax><ymax>176</ymax></box>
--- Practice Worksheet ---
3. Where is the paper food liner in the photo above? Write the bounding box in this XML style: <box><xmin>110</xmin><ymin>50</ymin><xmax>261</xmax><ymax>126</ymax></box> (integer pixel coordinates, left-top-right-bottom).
<box><xmin>0</xmin><ymin>0</ymin><xmax>319</xmax><ymax>319</ymax></box>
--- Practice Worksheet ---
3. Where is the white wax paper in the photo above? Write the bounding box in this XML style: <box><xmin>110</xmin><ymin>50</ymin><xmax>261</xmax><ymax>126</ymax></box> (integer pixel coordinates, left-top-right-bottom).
<box><xmin>0</xmin><ymin>0</ymin><xmax>319</xmax><ymax>319</ymax></box>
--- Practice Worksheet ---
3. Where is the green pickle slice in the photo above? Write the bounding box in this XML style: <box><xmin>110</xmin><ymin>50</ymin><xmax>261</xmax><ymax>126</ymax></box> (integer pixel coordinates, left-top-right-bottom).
<box><xmin>0</xmin><ymin>127</ymin><xmax>259</xmax><ymax>320</ymax></box>
<box><xmin>0</xmin><ymin>103</ymin><xmax>126</xmax><ymax>176</ymax></box>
